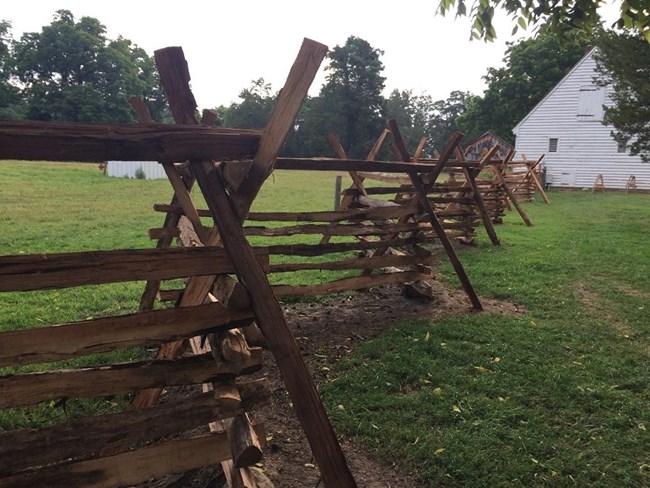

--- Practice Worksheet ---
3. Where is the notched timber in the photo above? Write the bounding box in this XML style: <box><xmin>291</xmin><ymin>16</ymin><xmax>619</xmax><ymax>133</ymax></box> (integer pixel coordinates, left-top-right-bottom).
<box><xmin>0</xmin><ymin>379</ymin><xmax>270</xmax><ymax>476</ymax></box>
<box><xmin>243</xmin><ymin>221</ymin><xmax>432</xmax><ymax>238</ymax></box>
<box><xmin>0</xmin><ymin>426</ymin><xmax>266</xmax><ymax>488</ymax></box>
<box><xmin>154</xmin><ymin>202</ymin><xmax>422</xmax><ymax>223</ymax></box>
<box><xmin>0</xmin><ymin>247</ymin><xmax>269</xmax><ymax>292</ymax></box>
<box><xmin>272</xmin><ymin>271</ymin><xmax>432</xmax><ymax>297</ymax></box>
<box><xmin>0</xmin><ymin>349</ymin><xmax>263</xmax><ymax>408</ymax></box>
<box><xmin>0</xmin><ymin>302</ymin><xmax>255</xmax><ymax>367</ymax></box>
<box><xmin>0</xmin><ymin>121</ymin><xmax>260</xmax><ymax>162</ymax></box>
<box><xmin>263</xmin><ymin>237</ymin><xmax>430</xmax><ymax>257</ymax></box>
<box><xmin>269</xmin><ymin>253</ymin><xmax>436</xmax><ymax>273</ymax></box>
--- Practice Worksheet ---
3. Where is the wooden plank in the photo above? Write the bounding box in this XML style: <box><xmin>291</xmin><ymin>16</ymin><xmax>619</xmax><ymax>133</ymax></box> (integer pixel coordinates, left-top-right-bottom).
<box><xmin>161</xmin><ymin>162</ymin><xmax>210</xmax><ymax>243</ymax></box>
<box><xmin>408</xmin><ymin>170</ymin><xmax>483</xmax><ymax>310</ymax></box>
<box><xmin>137</xmin><ymin>49</ymin><xmax>202</xmax><ymax>311</ymax></box>
<box><xmin>264</xmin><ymin>236</ymin><xmax>429</xmax><ymax>257</ymax></box>
<box><xmin>0</xmin><ymin>247</ymin><xmax>269</xmax><ymax>292</ymax></box>
<box><xmin>153</xmin><ymin>46</ymin><xmax>199</xmax><ymax>125</ymax></box>
<box><xmin>0</xmin><ymin>379</ymin><xmax>270</xmax><ymax>475</ymax></box>
<box><xmin>148</xmin><ymin>227</ymin><xmax>181</xmax><ymax>240</ymax></box>
<box><xmin>357</xmin><ymin>194</ymin><xmax>477</xmax><ymax>207</ymax></box>
<box><xmin>413</xmin><ymin>136</ymin><xmax>428</xmax><ymax>161</ymax></box>
<box><xmin>273</xmin><ymin>271</ymin><xmax>432</xmax><ymax>297</ymax></box>
<box><xmin>0</xmin><ymin>349</ymin><xmax>262</xmax><ymax>408</ymax></box>
<box><xmin>387</xmin><ymin>119</ymin><xmax>411</xmax><ymax>161</ymax></box>
<box><xmin>349</xmin><ymin>185</ymin><xmax>472</xmax><ymax>195</ymax></box>
<box><xmin>490</xmin><ymin>163</ymin><xmax>533</xmax><ymax>226</ymax></box>
<box><xmin>193</xmin><ymin>161</ymin><xmax>357</xmax><ymax>487</ymax></box>
<box><xmin>154</xmin><ymin>202</ymin><xmax>422</xmax><ymax>222</ymax></box>
<box><xmin>328</xmin><ymin>133</ymin><xmax>368</xmax><ymax>196</ymax></box>
<box><xmin>274</xmin><ymin>157</ymin><xmax>478</xmax><ymax>173</ymax></box>
<box><xmin>0</xmin><ymin>121</ymin><xmax>260</xmax><ymax>163</ymax></box>
<box><xmin>270</xmin><ymin>254</ymin><xmax>436</xmax><ymax>273</ymax></box>
<box><xmin>132</xmin><ymin>47</ymin><xmax>227</xmax><ymax>409</ymax></box>
<box><xmin>230</xmin><ymin>38</ymin><xmax>329</xmax><ymax>221</ymax></box>
<box><xmin>367</xmin><ymin>128</ymin><xmax>390</xmax><ymax>160</ymax></box>
<box><xmin>455</xmin><ymin>145</ymin><xmax>501</xmax><ymax>246</ymax></box>
<box><xmin>0</xmin><ymin>302</ymin><xmax>254</xmax><ymax>367</ymax></box>
<box><xmin>244</xmin><ymin>221</ymin><xmax>431</xmax><ymax>237</ymax></box>
<box><xmin>127</xmin><ymin>96</ymin><xmax>155</xmax><ymax>123</ymax></box>
<box><xmin>0</xmin><ymin>426</ymin><xmax>265</xmax><ymax>488</ymax></box>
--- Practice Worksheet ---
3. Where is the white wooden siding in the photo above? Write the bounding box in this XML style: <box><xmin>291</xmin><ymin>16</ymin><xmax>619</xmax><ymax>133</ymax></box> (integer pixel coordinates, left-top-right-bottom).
<box><xmin>513</xmin><ymin>49</ymin><xmax>650</xmax><ymax>190</ymax></box>
<box><xmin>106</xmin><ymin>161</ymin><xmax>166</xmax><ymax>180</ymax></box>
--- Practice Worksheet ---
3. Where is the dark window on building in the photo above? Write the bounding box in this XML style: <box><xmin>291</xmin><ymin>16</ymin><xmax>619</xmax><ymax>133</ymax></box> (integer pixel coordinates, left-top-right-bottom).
<box><xmin>549</xmin><ymin>138</ymin><xmax>558</xmax><ymax>152</ymax></box>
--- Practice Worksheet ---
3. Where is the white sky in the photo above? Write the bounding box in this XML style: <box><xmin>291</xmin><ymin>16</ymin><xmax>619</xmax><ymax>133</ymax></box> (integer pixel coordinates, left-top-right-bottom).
<box><xmin>2</xmin><ymin>1</ymin><xmax>620</xmax><ymax>110</ymax></box>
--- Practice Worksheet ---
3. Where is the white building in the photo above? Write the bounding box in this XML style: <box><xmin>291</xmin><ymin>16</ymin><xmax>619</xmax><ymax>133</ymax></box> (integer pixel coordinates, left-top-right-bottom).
<box><xmin>106</xmin><ymin>161</ymin><xmax>166</xmax><ymax>180</ymax></box>
<box><xmin>512</xmin><ymin>48</ymin><xmax>649</xmax><ymax>190</ymax></box>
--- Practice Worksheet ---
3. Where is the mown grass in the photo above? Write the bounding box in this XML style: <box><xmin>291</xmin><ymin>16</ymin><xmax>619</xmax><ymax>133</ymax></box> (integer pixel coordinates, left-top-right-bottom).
<box><xmin>1</xmin><ymin>163</ymin><xmax>648</xmax><ymax>486</ymax></box>
<box><xmin>323</xmin><ymin>191</ymin><xmax>650</xmax><ymax>487</ymax></box>
<box><xmin>0</xmin><ymin>161</ymin><xmax>352</xmax><ymax>428</ymax></box>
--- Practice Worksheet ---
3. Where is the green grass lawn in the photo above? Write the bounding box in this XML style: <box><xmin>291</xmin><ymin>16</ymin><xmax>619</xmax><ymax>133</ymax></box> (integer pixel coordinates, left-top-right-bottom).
<box><xmin>0</xmin><ymin>162</ymin><xmax>356</xmax><ymax>428</ymax></box>
<box><xmin>322</xmin><ymin>191</ymin><xmax>650</xmax><ymax>487</ymax></box>
<box><xmin>1</xmin><ymin>162</ymin><xmax>648</xmax><ymax>486</ymax></box>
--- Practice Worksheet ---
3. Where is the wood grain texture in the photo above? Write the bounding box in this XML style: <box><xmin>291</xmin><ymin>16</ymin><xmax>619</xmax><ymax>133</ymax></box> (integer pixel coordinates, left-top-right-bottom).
<box><xmin>0</xmin><ymin>302</ymin><xmax>254</xmax><ymax>367</ymax></box>
<box><xmin>0</xmin><ymin>426</ymin><xmax>264</xmax><ymax>488</ymax></box>
<box><xmin>0</xmin><ymin>379</ymin><xmax>270</xmax><ymax>476</ymax></box>
<box><xmin>0</xmin><ymin>349</ymin><xmax>262</xmax><ymax>408</ymax></box>
<box><xmin>0</xmin><ymin>247</ymin><xmax>269</xmax><ymax>292</ymax></box>
<box><xmin>0</xmin><ymin>121</ymin><xmax>260</xmax><ymax>162</ymax></box>
<box><xmin>272</xmin><ymin>271</ymin><xmax>432</xmax><ymax>297</ymax></box>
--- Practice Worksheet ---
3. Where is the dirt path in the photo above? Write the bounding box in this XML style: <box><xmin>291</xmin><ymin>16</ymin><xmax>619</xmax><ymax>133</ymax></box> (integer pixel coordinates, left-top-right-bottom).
<box><xmin>147</xmin><ymin>282</ymin><xmax>520</xmax><ymax>487</ymax></box>
<box><xmin>255</xmin><ymin>282</ymin><xmax>519</xmax><ymax>487</ymax></box>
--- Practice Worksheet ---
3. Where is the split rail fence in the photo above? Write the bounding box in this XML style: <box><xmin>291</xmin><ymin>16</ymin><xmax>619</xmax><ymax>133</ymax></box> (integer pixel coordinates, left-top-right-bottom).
<box><xmin>0</xmin><ymin>38</ymin><xmax>546</xmax><ymax>488</ymax></box>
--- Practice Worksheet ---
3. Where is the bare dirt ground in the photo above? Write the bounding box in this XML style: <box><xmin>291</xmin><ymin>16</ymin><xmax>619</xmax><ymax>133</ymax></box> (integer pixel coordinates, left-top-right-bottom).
<box><xmin>150</xmin><ymin>281</ymin><xmax>520</xmax><ymax>488</ymax></box>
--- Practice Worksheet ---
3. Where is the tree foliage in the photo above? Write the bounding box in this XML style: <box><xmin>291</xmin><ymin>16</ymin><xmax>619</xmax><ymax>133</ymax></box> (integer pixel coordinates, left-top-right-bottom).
<box><xmin>385</xmin><ymin>89</ymin><xmax>469</xmax><ymax>155</ymax></box>
<box><xmin>437</xmin><ymin>0</ymin><xmax>650</xmax><ymax>43</ymax></box>
<box><xmin>219</xmin><ymin>78</ymin><xmax>276</xmax><ymax>128</ymax></box>
<box><xmin>300</xmin><ymin>36</ymin><xmax>386</xmax><ymax>158</ymax></box>
<box><xmin>595</xmin><ymin>30</ymin><xmax>650</xmax><ymax>162</ymax></box>
<box><xmin>11</xmin><ymin>10</ymin><xmax>165</xmax><ymax>122</ymax></box>
<box><xmin>0</xmin><ymin>20</ymin><xmax>23</xmax><ymax>119</ymax></box>
<box><xmin>457</xmin><ymin>33</ymin><xmax>587</xmax><ymax>142</ymax></box>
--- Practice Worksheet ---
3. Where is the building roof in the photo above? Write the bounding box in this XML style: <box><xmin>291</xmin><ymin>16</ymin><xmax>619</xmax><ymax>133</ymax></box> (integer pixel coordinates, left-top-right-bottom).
<box><xmin>512</xmin><ymin>47</ymin><xmax>597</xmax><ymax>135</ymax></box>
<box><xmin>463</xmin><ymin>131</ymin><xmax>513</xmax><ymax>151</ymax></box>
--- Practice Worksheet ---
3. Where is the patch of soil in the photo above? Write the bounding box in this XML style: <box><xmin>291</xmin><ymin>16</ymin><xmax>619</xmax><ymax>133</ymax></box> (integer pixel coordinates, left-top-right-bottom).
<box><xmin>252</xmin><ymin>281</ymin><xmax>519</xmax><ymax>487</ymax></box>
<box><xmin>151</xmin><ymin>281</ymin><xmax>520</xmax><ymax>487</ymax></box>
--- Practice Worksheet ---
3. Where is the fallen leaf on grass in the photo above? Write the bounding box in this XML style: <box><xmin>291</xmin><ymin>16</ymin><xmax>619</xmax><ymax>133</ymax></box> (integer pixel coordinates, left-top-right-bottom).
<box><xmin>474</xmin><ymin>366</ymin><xmax>491</xmax><ymax>373</ymax></box>
<box><xmin>434</xmin><ymin>448</ymin><xmax>446</xmax><ymax>455</ymax></box>
<box><xmin>452</xmin><ymin>405</ymin><xmax>461</xmax><ymax>413</ymax></box>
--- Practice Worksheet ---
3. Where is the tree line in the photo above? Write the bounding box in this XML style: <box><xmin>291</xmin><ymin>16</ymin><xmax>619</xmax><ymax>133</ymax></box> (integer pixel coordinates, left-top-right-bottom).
<box><xmin>0</xmin><ymin>10</ymin><xmax>167</xmax><ymax>123</ymax></box>
<box><xmin>0</xmin><ymin>10</ymin><xmax>648</xmax><ymax>161</ymax></box>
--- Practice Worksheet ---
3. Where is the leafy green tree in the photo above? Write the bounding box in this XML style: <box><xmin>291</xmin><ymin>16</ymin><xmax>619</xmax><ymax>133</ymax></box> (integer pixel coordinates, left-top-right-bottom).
<box><xmin>437</xmin><ymin>0</ymin><xmax>649</xmax><ymax>43</ymax></box>
<box><xmin>457</xmin><ymin>33</ymin><xmax>586</xmax><ymax>143</ymax></box>
<box><xmin>219</xmin><ymin>78</ymin><xmax>276</xmax><ymax>128</ymax></box>
<box><xmin>12</xmin><ymin>10</ymin><xmax>164</xmax><ymax>122</ymax></box>
<box><xmin>385</xmin><ymin>89</ymin><xmax>468</xmax><ymax>155</ymax></box>
<box><xmin>300</xmin><ymin>36</ymin><xmax>386</xmax><ymax>158</ymax></box>
<box><xmin>0</xmin><ymin>20</ymin><xmax>24</xmax><ymax>119</ymax></box>
<box><xmin>595</xmin><ymin>30</ymin><xmax>650</xmax><ymax>162</ymax></box>
<box><xmin>429</xmin><ymin>90</ymin><xmax>470</xmax><ymax>151</ymax></box>
<box><xmin>385</xmin><ymin>89</ymin><xmax>431</xmax><ymax>154</ymax></box>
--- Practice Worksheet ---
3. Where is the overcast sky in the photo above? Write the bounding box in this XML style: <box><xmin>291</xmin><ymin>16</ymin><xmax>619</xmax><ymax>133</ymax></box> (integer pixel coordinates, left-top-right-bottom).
<box><xmin>2</xmin><ymin>1</ymin><xmax>619</xmax><ymax>110</ymax></box>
